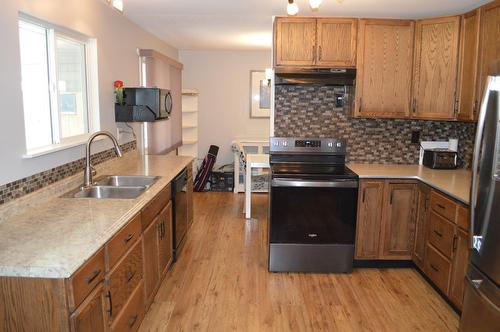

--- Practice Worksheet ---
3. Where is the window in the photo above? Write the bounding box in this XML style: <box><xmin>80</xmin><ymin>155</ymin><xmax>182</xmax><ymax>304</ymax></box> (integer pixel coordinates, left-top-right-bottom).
<box><xmin>18</xmin><ymin>17</ymin><xmax>97</xmax><ymax>153</ymax></box>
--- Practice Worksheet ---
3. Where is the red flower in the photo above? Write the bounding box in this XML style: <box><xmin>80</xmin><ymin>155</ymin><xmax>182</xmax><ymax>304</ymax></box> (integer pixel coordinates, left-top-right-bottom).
<box><xmin>114</xmin><ymin>80</ymin><xmax>124</xmax><ymax>88</ymax></box>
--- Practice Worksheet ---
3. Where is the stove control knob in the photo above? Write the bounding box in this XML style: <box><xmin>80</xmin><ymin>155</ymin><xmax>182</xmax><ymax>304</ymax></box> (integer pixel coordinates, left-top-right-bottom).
<box><xmin>336</xmin><ymin>142</ymin><xmax>342</xmax><ymax>148</ymax></box>
<box><xmin>273</xmin><ymin>141</ymin><xmax>279</xmax><ymax>146</ymax></box>
<box><xmin>283</xmin><ymin>141</ymin><xmax>288</xmax><ymax>147</ymax></box>
<box><xmin>327</xmin><ymin>142</ymin><xmax>333</xmax><ymax>148</ymax></box>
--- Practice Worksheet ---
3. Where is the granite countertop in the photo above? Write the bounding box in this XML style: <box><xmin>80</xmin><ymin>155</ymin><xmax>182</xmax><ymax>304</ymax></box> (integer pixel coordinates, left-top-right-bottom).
<box><xmin>0</xmin><ymin>152</ymin><xmax>193</xmax><ymax>279</ymax></box>
<box><xmin>348</xmin><ymin>164</ymin><xmax>471</xmax><ymax>205</ymax></box>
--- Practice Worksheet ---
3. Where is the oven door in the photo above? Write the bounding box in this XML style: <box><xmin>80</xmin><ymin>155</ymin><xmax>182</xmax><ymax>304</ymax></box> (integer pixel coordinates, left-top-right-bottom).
<box><xmin>270</xmin><ymin>177</ymin><xmax>358</xmax><ymax>245</ymax></box>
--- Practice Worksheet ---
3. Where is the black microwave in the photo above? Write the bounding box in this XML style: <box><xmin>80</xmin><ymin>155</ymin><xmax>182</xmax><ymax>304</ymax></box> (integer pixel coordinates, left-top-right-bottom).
<box><xmin>122</xmin><ymin>87</ymin><xmax>172</xmax><ymax>120</ymax></box>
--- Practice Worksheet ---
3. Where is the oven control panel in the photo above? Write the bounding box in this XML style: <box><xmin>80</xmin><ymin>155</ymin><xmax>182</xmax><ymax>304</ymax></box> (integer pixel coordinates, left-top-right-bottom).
<box><xmin>270</xmin><ymin>137</ymin><xmax>346</xmax><ymax>154</ymax></box>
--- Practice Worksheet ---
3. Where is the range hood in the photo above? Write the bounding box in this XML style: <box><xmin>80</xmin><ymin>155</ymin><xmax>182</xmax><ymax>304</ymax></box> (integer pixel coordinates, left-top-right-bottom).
<box><xmin>275</xmin><ymin>68</ymin><xmax>356</xmax><ymax>86</ymax></box>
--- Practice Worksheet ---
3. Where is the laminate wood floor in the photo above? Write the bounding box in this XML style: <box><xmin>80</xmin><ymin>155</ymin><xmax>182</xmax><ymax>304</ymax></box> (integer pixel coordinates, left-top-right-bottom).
<box><xmin>139</xmin><ymin>192</ymin><xmax>459</xmax><ymax>332</ymax></box>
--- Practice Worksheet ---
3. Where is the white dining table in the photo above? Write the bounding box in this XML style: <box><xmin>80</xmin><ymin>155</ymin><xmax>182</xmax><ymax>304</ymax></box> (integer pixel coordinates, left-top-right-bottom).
<box><xmin>245</xmin><ymin>153</ymin><xmax>270</xmax><ymax>219</ymax></box>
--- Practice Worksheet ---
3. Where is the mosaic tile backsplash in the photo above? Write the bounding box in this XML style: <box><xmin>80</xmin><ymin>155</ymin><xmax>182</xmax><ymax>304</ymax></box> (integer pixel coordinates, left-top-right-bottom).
<box><xmin>275</xmin><ymin>85</ymin><xmax>476</xmax><ymax>167</ymax></box>
<box><xmin>0</xmin><ymin>140</ymin><xmax>136</xmax><ymax>205</ymax></box>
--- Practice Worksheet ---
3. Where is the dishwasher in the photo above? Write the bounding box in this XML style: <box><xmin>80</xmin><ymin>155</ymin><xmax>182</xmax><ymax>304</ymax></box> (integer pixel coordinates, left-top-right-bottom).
<box><xmin>172</xmin><ymin>169</ymin><xmax>188</xmax><ymax>261</ymax></box>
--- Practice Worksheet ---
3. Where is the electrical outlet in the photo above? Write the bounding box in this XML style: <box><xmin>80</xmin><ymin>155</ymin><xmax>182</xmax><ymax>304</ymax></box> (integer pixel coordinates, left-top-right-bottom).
<box><xmin>411</xmin><ymin>130</ymin><xmax>421</xmax><ymax>144</ymax></box>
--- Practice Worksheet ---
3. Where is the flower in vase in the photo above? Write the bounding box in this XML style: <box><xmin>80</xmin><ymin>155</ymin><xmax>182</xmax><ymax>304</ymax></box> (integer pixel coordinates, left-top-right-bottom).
<box><xmin>114</xmin><ymin>80</ymin><xmax>124</xmax><ymax>105</ymax></box>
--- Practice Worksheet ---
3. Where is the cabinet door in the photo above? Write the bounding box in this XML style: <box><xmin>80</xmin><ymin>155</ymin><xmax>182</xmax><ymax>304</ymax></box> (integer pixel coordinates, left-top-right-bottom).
<box><xmin>274</xmin><ymin>17</ymin><xmax>317</xmax><ymax>66</ymax></box>
<box><xmin>477</xmin><ymin>0</ymin><xmax>500</xmax><ymax>101</ymax></box>
<box><xmin>355</xmin><ymin>19</ymin><xmax>414</xmax><ymax>118</ymax></box>
<box><xmin>380</xmin><ymin>182</ymin><xmax>417</xmax><ymax>259</ymax></box>
<box><xmin>70</xmin><ymin>284</ymin><xmax>106</xmax><ymax>332</ymax></box>
<box><xmin>355</xmin><ymin>181</ymin><xmax>385</xmax><ymax>259</ymax></box>
<box><xmin>187</xmin><ymin>175</ymin><xmax>194</xmax><ymax>229</ymax></box>
<box><xmin>316</xmin><ymin>18</ymin><xmax>357</xmax><ymax>67</ymax></box>
<box><xmin>457</xmin><ymin>9</ymin><xmax>481</xmax><ymax>121</ymax></box>
<box><xmin>142</xmin><ymin>216</ymin><xmax>160</xmax><ymax>309</ymax></box>
<box><xmin>449</xmin><ymin>228</ymin><xmax>470</xmax><ymax>310</ymax></box>
<box><xmin>412</xmin><ymin>16</ymin><xmax>460</xmax><ymax>120</ymax></box>
<box><xmin>158</xmin><ymin>202</ymin><xmax>173</xmax><ymax>278</ymax></box>
<box><xmin>413</xmin><ymin>184</ymin><xmax>431</xmax><ymax>269</ymax></box>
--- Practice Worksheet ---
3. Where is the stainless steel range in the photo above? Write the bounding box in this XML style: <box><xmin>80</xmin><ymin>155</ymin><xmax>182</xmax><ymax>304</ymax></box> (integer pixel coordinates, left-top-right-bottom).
<box><xmin>268</xmin><ymin>137</ymin><xmax>359</xmax><ymax>273</ymax></box>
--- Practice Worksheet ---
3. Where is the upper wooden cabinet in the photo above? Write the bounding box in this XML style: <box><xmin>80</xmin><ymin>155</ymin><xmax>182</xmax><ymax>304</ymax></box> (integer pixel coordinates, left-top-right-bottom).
<box><xmin>412</xmin><ymin>16</ymin><xmax>461</xmax><ymax>120</ymax></box>
<box><xmin>457</xmin><ymin>9</ymin><xmax>481</xmax><ymax>121</ymax></box>
<box><xmin>477</xmin><ymin>0</ymin><xmax>500</xmax><ymax>100</ymax></box>
<box><xmin>274</xmin><ymin>17</ymin><xmax>357</xmax><ymax>67</ymax></box>
<box><xmin>355</xmin><ymin>19</ymin><xmax>415</xmax><ymax>118</ymax></box>
<box><xmin>316</xmin><ymin>18</ymin><xmax>357</xmax><ymax>67</ymax></box>
<box><xmin>274</xmin><ymin>18</ymin><xmax>317</xmax><ymax>66</ymax></box>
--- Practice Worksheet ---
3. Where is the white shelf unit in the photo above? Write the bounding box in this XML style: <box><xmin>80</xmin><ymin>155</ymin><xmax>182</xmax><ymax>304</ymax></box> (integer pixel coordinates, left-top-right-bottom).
<box><xmin>179</xmin><ymin>89</ymin><xmax>199</xmax><ymax>159</ymax></box>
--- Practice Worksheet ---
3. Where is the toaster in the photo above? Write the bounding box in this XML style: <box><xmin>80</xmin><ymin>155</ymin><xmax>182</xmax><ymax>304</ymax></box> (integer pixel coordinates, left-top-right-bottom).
<box><xmin>423</xmin><ymin>149</ymin><xmax>459</xmax><ymax>169</ymax></box>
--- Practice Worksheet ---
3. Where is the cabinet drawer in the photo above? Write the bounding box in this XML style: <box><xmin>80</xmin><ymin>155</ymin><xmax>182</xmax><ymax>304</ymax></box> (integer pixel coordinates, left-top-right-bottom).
<box><xmin>108</xmin><ymin>240</ymin><xmax>143</xmax><ymax>320</ymax></box>
<box><xmin>111</xmin><ymin>282</ymin><xmax>145</xmax><ymax>332</ymax></box>
<box><xmin>107</xmin><ymin>213</ymin><xmax>142</xmax><ymax>270</ymax></box>
<box><xmin>430</xmin><ymin>191</ymin><xmax>457</xmax><ymax>221</ymax></box>
<box><xmin>425</xmin><ymin>244</ymin><xmax>451</xmax><ymax>294</ymax></box>
<box><xmin>428</xmin><ymin>211</ymin><xmax>455</xmax><ymax>258</ymax></box>
<box><xmin>456</xmin><ymin>205</ymin><xmax>470</xmax><ymax>231</ymax></box>
<box><xmin>70</xmin><ymin>247</ymin><xmax>105</xmax><ymax>309</ymax></box>
<box><xmin>141</xmin><ymin>184</ymin><xmax>171</xmax><ymax>230</ymax></box>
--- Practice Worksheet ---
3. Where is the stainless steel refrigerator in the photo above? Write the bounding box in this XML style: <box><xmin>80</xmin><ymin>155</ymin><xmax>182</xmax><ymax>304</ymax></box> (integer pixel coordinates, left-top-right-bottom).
<box><xmin>460</xmin><ymin>75</ymin><xmax>500</xmax><ymax>331</ymax></box>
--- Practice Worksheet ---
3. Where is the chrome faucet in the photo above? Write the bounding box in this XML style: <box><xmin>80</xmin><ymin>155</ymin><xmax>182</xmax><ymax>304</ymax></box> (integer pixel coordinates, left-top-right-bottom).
<box><xmin>83</xmin><ymin>131</ymin><xmax>123</xmax><ymax>188</ymax></box>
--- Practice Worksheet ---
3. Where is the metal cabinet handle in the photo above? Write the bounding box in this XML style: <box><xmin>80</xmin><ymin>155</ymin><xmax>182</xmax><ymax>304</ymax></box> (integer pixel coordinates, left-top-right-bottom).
<box><xmin>124</xmin><ymin>233</ymin><xmax>134</xmax><ymax>243</ymax></box>
<box><xmin>430</xmin><ymin>264</ymin><xmax>439</xmax><ymax>272</ymax></box>
<box><xmin>362</xmin><ymin>188</ymin><xmax>366</xmax><ymax>202</ymax></box>
<box><xmin>106</xmin><ymin>291</ymin><xmax>113</xmax><ymax>318</ymax></box>
<box><xmin>126</xmin><ymin>271</ymin><xmax>136</xmax><ymax>282</ymax></box>
<box><xmin>390</xmin><ymin>191</ymin><xmax>394</xmax><ymax>205</ymax></box>
<box><xmin>425</xmin><ymin>198</ymin><xmax>429</xmax><ymax>211</ymax></box>
<box><xmin>433</xmin><ymin>230</ymin><xmax>443</xmax><ymax>238</ymax></box>
<box><xmin>85</xmin><ymin>270</ymin><xmax>101</xmax><ymax>284</ymax></box>
<box><xmin>452</xmin><ymin>235</ymin><xmax>458</xmax><ymax>251</ymax></box>
<box><xmin>158</xmin><ymin>222</ymin><xmax>162</xmax><ymax>239</ymax></box>
<box><xmin>472</xmin><ymin>100</ymin><xmax>478</xmax><ymax>115</ymax></box>
<box><xmin>437</xmin><ymin>204</ymin><xmax>446</xmax><ymax>210</ymax></box>
<box><xmin>313</xmin><ymin>45</ymin><xmax>316</xmax><ymax>63</ymax></box>
<box><xmin>318</xmin><ymin>45</ymin><xmax>323</xmax><ymax>61</ymax></box>
<box><xmin>412</xmin><ymin>99</ymin><xmax>417</xmax><ymax>113</ymax></box>
<box><xmin>128</xmin><ymin>314</ymin><xmax>139</xmax><ymax>328</ymax></box>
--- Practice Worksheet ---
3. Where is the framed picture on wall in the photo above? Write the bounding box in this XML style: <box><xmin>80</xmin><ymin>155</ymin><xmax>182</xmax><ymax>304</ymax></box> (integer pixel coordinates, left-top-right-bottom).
<box><xmin>250</xmin><ymin>70</ymin><xmax>271</xmax><ymax>118</ymax></box>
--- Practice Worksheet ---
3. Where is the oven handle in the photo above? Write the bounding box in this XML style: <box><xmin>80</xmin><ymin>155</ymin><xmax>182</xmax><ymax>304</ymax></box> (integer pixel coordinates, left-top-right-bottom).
<box><xmin>271</xmin><ymin>178</ymin><xmax>358</xmax><ymax>188</ymax></box>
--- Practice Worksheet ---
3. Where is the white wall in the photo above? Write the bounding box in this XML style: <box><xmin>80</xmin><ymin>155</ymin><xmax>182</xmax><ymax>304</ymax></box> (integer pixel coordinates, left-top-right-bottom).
<box><xmin>180</xmin><ymin>50</ymin><xmax>271</xmax><ymax>166</ymax></box>
<box><xmin>0</xmin><ymin>0</ymin><xmax>178</xmax><ymax>185</ymax></box>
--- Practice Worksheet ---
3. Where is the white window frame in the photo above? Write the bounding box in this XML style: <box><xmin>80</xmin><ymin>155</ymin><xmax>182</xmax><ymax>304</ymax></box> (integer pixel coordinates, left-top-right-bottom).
<box><xmin>19</xmin><ymin>14</ymin><xmax>100</xmax><ymax>158</ymax></box>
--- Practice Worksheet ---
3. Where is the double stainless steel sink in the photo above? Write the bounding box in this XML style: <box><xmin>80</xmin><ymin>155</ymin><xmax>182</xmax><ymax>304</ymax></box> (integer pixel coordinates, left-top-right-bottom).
<box><xmin>64</xmin><ymin>176</ymin><xmax>159</xmax><ymax>199</ymax></box>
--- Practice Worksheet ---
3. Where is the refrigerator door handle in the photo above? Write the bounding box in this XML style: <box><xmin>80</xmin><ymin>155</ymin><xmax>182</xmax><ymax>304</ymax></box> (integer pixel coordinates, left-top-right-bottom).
<box><xmin>470</xmin><ymin>76</ymin><xmax>495</xmax><ymax>249</ymax></box>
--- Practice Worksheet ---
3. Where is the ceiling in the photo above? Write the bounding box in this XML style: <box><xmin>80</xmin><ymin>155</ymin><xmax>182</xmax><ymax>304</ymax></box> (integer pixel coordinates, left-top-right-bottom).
<box><xmin>123</xmin><ymin>0</ymin><xmax>490</xmax><ymax>51</ymax></box>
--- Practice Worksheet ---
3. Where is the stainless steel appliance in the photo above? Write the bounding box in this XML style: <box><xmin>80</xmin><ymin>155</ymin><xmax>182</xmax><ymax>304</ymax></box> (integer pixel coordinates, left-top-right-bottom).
<box><xmin>172</xmin><ymin>169</ymin><xmax>188</xmax><ymax>261</ymax></box>
<box><xmin>269</xmin><ymin>137</ymin><xmax>359</xmax><ymax>273</ymax></box>
<box><xmin>422</xmin><ymin>149</ymin><xmax>459</xmax><ymax>169</ymax></box>
<box><xmin>460</xmin><ymin>75</ymin><xmax>500</xmax><ymax>331</ymax></box>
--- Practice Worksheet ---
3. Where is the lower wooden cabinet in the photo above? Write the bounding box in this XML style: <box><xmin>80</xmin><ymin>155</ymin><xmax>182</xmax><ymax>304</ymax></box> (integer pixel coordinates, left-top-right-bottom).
<box><xmin>449</xmin><ymin>227</ymin><xmax>470</xmax><ymax>310</ymax></box>
<box><xmin>111</xmin><ymin>282</ymin><xmax>145</xmax><ymax>332</ymax></box>
<box><xmin>413</xmin><ymin>184</ymin><xmax>431</xmax><ymax>269</ymax></box>
<box><xmin>355</xmin><ymin>180</ymin><xmax>385</xmax><ymax>259</ymax></box>
<box><xmin>142</xmin><ymin>201</ymin><xmax>173</xmax><ymax>310</ymax></box>
<box><xmin>70</xmin><ymin>284</ymin><xmax>106</xmax><ymax>332</ymax></box>
<box><xmin>380</xmin><ymin>182</ymin><xmax>417</xmax><ymax>259</ymax></box>
<box><xmin>425</xmin><ymin>243</ymin><xmax>452</xmax><ymax>293</ymax></box>
<box><xmin>355</xmin><ymin>180</ymin><xmax>417</xmax><ymax>260</ymax></box>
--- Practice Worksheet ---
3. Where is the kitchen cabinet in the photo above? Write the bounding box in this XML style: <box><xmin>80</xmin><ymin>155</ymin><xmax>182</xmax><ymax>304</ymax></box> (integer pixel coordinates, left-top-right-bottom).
<box><xmin>355</xmin><ymin>19</ymin><xmax>414</xmax><ymax>118</ymax></box>
<box><xmin>355</xmin><ymin>181</ymin><xmax>385</xmax><ymax>259</ymax></box>
<box><xmin>274</xmin><ymin>18</ymin><xmax>317</xmax><ymax>66</ymax></box>
<box><xmin>316</xmin><ymin>18</ymin><xmax>357</xmax><ymax>67</ymax></box>
<box><xmin>380</xmin><ymin>182</ymin><xmax>417</xmax><ymax>259</ymax></box>
<box><xmin>355</xmin><ymin>180</ymin><xmax>417</xmax><ymax>260</ymax></box>
<box><xmin>142</xmin><ymin>216</ymin><xmax>161</xmax><ymax>309</ymax></box>
<box><xmin>449</xmin><ymin>227</ymin><xmax>470</xmax><ymax>310</ymax></box>
<box><xmin>476</xmin><ymin>0</ymin><xmax>500</xmax><ymax>101</ymax></box>
<box><xmin>274</xmin><ymin>17</ymin><xmax>357</xmax><ymax>67</ymax></box>
<box><xmin>142</xmin><ymin>188</ymin><xmax>173</xmax><ymax>309</ymax></box>
<box><xmin>457</xmin><ymin>9</ymin><xmax>481</xmax><ymax>121</ymax></box>
<box><xmin>158</xmin><ymin>203</ymin><xmax>173</xmax><ymax>278</ymax></box>
<box><xmin>70</xmin><ymin>284</ymin><xmax>106</xmax><ymax>332</ymax></box>
<box><xmin>412</xmin><ymin>184</ymin><xmax>431</xmax><ymax>269</ymax></box>
<box><xmin>412</xmin><ymin>16</ymin><xmax>461</xmax><ymax>120</ymax></box>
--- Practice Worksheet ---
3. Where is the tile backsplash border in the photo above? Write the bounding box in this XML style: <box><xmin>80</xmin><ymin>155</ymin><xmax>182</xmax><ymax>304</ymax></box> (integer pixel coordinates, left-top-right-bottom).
<box><xmin>274</xmin><ymin>85</ymin><xmax>477</xmax><ymax>168</ymax></box>
<box><xmin>0</xmin><ymin>140</ymin><xmax>136</xmax><ymax>206</ymax></box>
